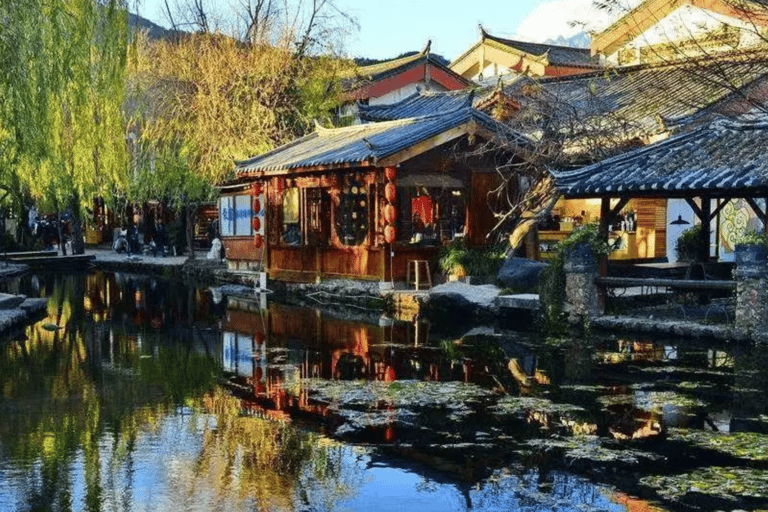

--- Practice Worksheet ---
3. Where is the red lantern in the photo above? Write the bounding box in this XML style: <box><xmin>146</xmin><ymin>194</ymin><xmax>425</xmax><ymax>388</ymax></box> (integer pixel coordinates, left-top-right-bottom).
<box><xmin>383</xmin><ymin>204</ymin><xmax>397</xmax><ymax>224</ymax></box>
<box><xmin>384</xmin><ymin>167</ymin><xmax>397</xmax><ymax>181</ymax></box>
<box><xmin>255</xmin><ymin>331</ymin><xmax>265</xmax><ymax>345</ymax></box>
<box><xmin>385</xmin><ymin>182</ymin><xmax>396</xmax><ymax>202</ymax></box>
<box><xmin>250</xmin><ymin>182</ymin><xmax>263</xmax><ymax>196</ymax></box>
<box><xmin>251</xmin><ymin>217</ymin><xmax>261</xmax><ymax>232</ymax></box>
<box><xmin>384</xmin><ymin>225</ymin><xmax>396</xmax><ymax>244</ymax></box>
<box><xmin>253</xmin><ymin>234</ymin><xmax>264</xmax><ymax>248</ymax></box>
<box><xmin>252</xmin><ymin>198</ymin><xmax>261</xmax><ymax>212</ymax></box>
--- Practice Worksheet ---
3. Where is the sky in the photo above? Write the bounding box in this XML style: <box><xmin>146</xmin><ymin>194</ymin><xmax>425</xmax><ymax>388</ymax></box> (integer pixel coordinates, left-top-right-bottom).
<box><xmin>132</xmin><ymin>0</ymin><xmax>626</xmax><ymax>61</ymax></box>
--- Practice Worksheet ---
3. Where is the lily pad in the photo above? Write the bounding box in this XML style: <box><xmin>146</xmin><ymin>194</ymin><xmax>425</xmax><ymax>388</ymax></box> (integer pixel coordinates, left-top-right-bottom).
<box><xmin>641</xmin><ymin>467</ymin><xmax>768</xmax><ymax>501</ymax></box>
<box><xmin>667</xmin><ymin>429</ymin><xmax>768</xmax><ymax>461</ymax></box>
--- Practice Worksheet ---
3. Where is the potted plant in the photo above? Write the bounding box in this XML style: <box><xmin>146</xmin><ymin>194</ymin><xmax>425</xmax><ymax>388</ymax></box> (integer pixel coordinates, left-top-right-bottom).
<box><xmin>733</xmin><ymin>229</ymin><xmax>768</xmax><ymax>267</ymax></box>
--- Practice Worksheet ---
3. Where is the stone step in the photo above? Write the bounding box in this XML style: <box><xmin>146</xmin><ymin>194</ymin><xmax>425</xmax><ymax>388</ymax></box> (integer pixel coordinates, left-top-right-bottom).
<box><xmin>495</xmin><ymin>294</ymin><xmax>540</xmax><ymax>310</ymax></box>
<box><xmin>0</xmin><ymin>293</ymin><xmax>26</xmax><ymax>310</ymax></box>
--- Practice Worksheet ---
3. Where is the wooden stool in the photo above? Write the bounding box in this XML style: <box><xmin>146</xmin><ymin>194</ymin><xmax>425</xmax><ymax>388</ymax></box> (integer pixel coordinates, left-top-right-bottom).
<box><xmin>407</xmin><ymin>259</ymin><xmax>432</xmax><ymax>290</ymax></box>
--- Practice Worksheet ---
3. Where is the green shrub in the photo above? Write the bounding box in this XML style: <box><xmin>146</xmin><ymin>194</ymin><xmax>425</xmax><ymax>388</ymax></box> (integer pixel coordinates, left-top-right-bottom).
<box><xmin>675</xmin><ymin>224</ymin><xmax>707</xmax><ymax>262</ymax></box>
<box><xmin>438</xmin><ymin>239</ymin><xmax>506</xmax><ymax>280</ymax></box>
<box><xmin>538</xmin><ymin>223</ymin><xmax>615</xmax><ymax>332</ymax></box>
<box><xmin>733</xmin><ymin>229</ymin><xmax>768</xmax><ymax>248</ymax></box>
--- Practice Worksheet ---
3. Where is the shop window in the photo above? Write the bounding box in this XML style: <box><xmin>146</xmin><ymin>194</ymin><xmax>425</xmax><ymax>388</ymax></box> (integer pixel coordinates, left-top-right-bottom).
<box><xmin>219</xmin><ymin>195</ymin><xmax>254</xmax><ymax>236</ymax></box>
<box><xmin>220</xmin><ymin>196</ymin><xmax>234</xmax><ymax>236</ymax></box>
<box><xmin>399</xmin><ymin>187</ymin><xmax>465</xmax><ymax>245</ymax></box>
<box><xmin>282</xmin><ymin>187</ymin><xmax>301</xmax><ymax>246</ymax></box>
<box><xmin>335</xmin><ymin>178</ymin><xmax>369</xmax><ymax>246</ymax></box>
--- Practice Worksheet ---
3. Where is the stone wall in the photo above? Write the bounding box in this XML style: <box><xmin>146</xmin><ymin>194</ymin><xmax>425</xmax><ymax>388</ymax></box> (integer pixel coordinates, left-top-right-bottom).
<box><xmin>734</xmin><ymin>244</ymin><xmax>768</xmax><ymax>339</ymax></box>
<box><xmin>563</xmin><ymin>244</ymin><xmax>600</xmax><ymax>324</ymax></box>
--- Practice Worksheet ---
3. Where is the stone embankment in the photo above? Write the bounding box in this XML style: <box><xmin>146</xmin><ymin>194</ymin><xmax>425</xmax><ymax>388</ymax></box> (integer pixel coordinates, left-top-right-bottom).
<box><xmin>0</xmin><ymin>292</ymin><xmax>47</xmax><ymax>338</ymax></box>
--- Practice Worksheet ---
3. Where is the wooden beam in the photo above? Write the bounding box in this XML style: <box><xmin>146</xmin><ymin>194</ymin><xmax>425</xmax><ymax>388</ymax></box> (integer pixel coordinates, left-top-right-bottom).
<box><xmin>745</xmin><ymin>197</ymin><xmax>766</xmax><ymax>224</ymax></box>
<box><xmin>685</xmin><ymin>197</ymin><xmax>704</xmax><ymax>221</ymax></box>
<box><xmin>610</xmin><ymin>197</ymin><xmax>631</xmax><ymax>219</ymax></box>
<box><xmin>699</xmin><ymin>198</ymin><xmax>711</xmax><ymax>263</ymax></box>
<box><xmin>376</xmin><ymin>123</ymin><xmax>473</xmax><ymax>167</ymax></box>
<box><xmin>710</xmin><ymin>198</ymin><xmax>729</xmax><ymax>222</ymax></box>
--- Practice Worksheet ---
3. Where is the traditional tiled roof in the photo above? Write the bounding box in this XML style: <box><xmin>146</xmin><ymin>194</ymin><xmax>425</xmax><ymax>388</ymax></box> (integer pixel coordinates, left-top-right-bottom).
<box><xmin>342</xmin><ymin>42</ymin><xmax>470</xmax><ymax>95</ymax></box>
<box><xmin>235</xmin><ymin>107</ymin><xmax>532</xmax><ymax>174</ymax></box>
<box><xmin>506</xmin><ymin>55</ymin><xmax>768</xmax><ymax>138</ymax></box>
<box><xmin>358</xmin><ymin>89</ymin><xmax>478</xmax><ymax>121</ymax></box>
<box><xmin>450</xmin><ymin>28</ymin><xmax>601</xmax><ymax>73</ymax></box>
<box><xmin>483</xmin><ymin>33</ymin><xmax>600</xmax><ymax>69</ymax></box>
<box><xmin>552</xmin><ymin>112</ymin><xmax>768</xmax><ymax>198</ymax></box>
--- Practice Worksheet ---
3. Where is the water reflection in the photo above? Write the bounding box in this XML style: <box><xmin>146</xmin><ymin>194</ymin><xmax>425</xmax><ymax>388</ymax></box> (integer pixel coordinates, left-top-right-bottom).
<box><xmin>1</xmin><ymin>272</ymin><xmax>767</xmax><ymax>511</ymax></box>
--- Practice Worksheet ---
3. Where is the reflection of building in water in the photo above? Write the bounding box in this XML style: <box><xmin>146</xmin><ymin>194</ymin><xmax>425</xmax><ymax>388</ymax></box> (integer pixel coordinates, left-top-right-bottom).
<box><xmin>220</xmin><ymin>301</ymin><xmax>502</xmax><ymax>426</ymax></box>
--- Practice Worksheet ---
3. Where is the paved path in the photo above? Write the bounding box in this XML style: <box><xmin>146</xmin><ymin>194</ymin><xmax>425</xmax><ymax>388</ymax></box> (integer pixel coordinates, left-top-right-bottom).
<box><xmin>85</xmin><ymin>246</ymin><xmax>189</xmax><ymax>267</ymax></box>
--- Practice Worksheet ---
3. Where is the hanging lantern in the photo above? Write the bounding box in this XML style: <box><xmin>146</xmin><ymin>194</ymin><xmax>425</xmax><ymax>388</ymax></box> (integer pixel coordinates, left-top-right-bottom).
<box><xmin>251</xmin><ymin>217</ymin><xmax>261</xmax><ymax>232</ymax></box>
<box><xmin>250</xmin><ymin>182</ymin><xmax>263</xmax><ymax>196</ymax></box>
<box><xmin>252</xmin><ymin>198</ymin><xmax>261</xmax><ymax>213</ymax></box>
<box><xmin>385</xmin><ymin>182</ymin><xmax>396</xmax><ymax>202</ymax></box>
<box><xmin>255</xmin><ymin>331</ymin><xmax>265</xmax><ymax>345</ymax></box>
<box><xmin>384</xmin><ymin>167</ymin><xmax>397</xmax><ymax>181</ymax></box>
<box><xmin>253</xmin><ymin>233</ymin><xmax>264</xmax><ymax>248</ymax></box>
<box><xmin>384</xmin><ymin>225</ymin><xmax>396</xmax><ymax>244</ymax></box>
<box><xmin>383</xmin><ymin>204</ymin><xmax>397</xmax><ymax>224</ymax></box>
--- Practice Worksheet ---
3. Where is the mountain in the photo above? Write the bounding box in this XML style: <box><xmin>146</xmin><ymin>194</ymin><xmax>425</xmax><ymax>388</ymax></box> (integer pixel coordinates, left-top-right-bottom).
<box><xmin>128</xmin><ymin>12</ymin><xmax>177</xmax><ymax>40</ymax></box>
<box><xmin>544</xmin><ymin>32</ymin><xmax>591</xmax><ymax>49</ymax></box>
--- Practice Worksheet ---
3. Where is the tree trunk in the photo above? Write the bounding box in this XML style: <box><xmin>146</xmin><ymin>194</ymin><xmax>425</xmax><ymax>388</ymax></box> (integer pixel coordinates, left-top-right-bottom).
<box><xmin>186</xmin><ymin>203</ymin><xmax>197</xmax><ymax>259</ymax></box>
<box><xmin>71</xmin><ymin>210</ymin><xmax>85</xmax><ymax>254</ymax></box>
<box><xmin>57</xmin><ymin>211</ymin><xmax>67</xmax><ymax>256</ymax></box>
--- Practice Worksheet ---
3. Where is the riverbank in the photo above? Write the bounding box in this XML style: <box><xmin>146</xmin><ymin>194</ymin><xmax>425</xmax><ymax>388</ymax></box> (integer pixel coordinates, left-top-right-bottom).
<box><xmin>5</xmin><ymin>247</ymin><xmax>754</xmax><ymax>342</ymax></box>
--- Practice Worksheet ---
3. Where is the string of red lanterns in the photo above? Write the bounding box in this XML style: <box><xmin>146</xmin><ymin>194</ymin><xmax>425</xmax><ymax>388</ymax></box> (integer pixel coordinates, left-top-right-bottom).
<box><xmin>383</xmin><ymin>167</ymin><xmax>397</xmax><ymax>244</ymax></box>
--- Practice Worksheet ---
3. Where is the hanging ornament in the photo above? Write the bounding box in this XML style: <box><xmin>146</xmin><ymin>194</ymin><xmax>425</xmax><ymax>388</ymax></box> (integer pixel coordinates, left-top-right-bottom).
<box><xmin>384</xmin><ymin>167</ymin><xmax>397</xmax><ymax>181</ymax></box>
<box><xmin>250</xmin><ymin>182</ymin><xmax>264</xmax><ymax>196</ymax></box>
<box><xmin>252</xmin><ymin>198</ymin><xmax>261</xmax><ymax>213</ymax></box>
<box><xmin>255</xmin><ymin>331</ymin><xmax>265</xmax><ymax>345</ymax></box>
<box><xmin>251</xmin><ymin>217</ymin><xmax>261</xmax><ymax>232</ymax></box>
<box><xmin>384</xmin><ymin>225</ymin><xmax>396</xmax><ymax>244</ymax></box>
<box><xmin>385</xmin><ymin>182</ymin><xmax>396</xmax><ymax>202</ymax></box>
<box><xmin>253</xmin><ymin>233</ymin><xmax>264</xmax><ymax>248</ymax></box>
<box><xmin>384</xmin><ymin>204</ymin><xmax>397</xmax><ymax>224</ymax></box>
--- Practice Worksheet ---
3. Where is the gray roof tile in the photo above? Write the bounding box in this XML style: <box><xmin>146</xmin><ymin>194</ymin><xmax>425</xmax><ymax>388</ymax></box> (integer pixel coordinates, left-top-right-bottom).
<box><xmin>236</xmin><ymin>107</ymin><xmax>531</xmax><ymax>174</ymax></box>
<box><xmin>553</xmin><ymin>112</ymin><xmax>768</xmax><ymax>197</ymax></box>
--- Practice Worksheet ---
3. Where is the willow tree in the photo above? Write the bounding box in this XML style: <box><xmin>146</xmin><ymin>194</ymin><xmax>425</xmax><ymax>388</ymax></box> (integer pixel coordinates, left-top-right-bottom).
<box><xmin>128</xmin><ymin>5</ymin><xmax>354</xmax><ymax>256</ymax></box>
<box><xmin>0</xmin><ymin>0</ymin><xmax>130</xmax><ymax>254</ymax></box>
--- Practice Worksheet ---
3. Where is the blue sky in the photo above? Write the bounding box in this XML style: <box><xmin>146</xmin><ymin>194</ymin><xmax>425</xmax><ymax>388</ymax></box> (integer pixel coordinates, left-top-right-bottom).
<box><xmin>133</xmin><ymin>0</ymin><xmax>618</xmax><ymax>61</ymax></box>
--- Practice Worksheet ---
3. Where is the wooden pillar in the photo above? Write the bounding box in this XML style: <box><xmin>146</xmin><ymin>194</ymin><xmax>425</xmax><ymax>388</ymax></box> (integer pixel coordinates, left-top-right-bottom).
<box><xmin>765</xmin><ymin>197</ymin><xmax>768</xmax><ymax>236</ymax></box>
<box><xmin>699</xmin><ymin>197</ymin><xmax>711</xmax><ymax>263</ymax></box>
<box><xmin>598</xmin><ymin>197</ymin><xmax>610</xmax><ymax>310</ymax></box>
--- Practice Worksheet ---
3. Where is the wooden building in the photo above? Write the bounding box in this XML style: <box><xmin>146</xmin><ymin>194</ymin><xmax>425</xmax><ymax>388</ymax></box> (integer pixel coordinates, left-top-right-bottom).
<box><xmin>450</xmin><ymin>26</ymin><xmax>602</xmax><ymax>82</ymax></box>
<box><xmin>217</xmin><ymin>106</ymin><xmax>530</xmax><ymax>283</ymax></box>
<box><xmin>591</xmin><ymin>0</ymin><xmax>768</xmax><ymax>66</ymax></box>
<box><xmin>551</xmin><ymin>112</ymin><xmax>768</xmax><ymax>265</ymax></box>
<box><xmin>339</xmin><ymin>41</ymin><xmax>471</xmax><ymax>123</ymax></box>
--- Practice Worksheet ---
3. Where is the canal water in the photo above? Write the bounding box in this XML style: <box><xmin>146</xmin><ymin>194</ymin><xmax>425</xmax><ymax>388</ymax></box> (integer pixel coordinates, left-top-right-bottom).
<box><xmin>1</xmin><ymin>272</ymin><xmax>767</xmax><ymax>512</ymax></box>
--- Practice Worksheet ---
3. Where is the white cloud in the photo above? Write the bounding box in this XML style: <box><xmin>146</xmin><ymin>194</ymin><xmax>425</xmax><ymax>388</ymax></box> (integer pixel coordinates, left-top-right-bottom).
<box><xmin>514</xmin><ymin>0</ymin><xmax>639</xmax><ymax>43</ymax></box>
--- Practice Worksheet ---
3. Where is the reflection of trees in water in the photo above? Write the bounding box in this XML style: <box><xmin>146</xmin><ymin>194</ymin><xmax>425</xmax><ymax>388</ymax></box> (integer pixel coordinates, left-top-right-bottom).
<box><xmin>189</xmin><ymin>388</ymin><xmax>365</xmax><ymax>511</ymax></box>
<box><xmin>1</xmin><ymin>272</ymin><xmax>365</xmax><ymax>512</ymax></box>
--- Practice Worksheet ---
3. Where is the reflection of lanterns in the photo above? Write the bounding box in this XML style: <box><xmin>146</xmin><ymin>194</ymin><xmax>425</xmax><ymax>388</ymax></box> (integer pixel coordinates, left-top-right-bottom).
<box><xmin>384</xmin><ymin>167</ymin><xmax>397</xmax><ymax>181</ymax></box>
<box><xmin>384</xmin><ymin>225</ymin><xmax>396</xmax><ymax>243</ymax></box>
<box><xmin>252</xmin><ymin>198</ymin><xmax>261</xmax><ymax>212</ymax></box>
<box><xmin>384</xmin><ymin>204</ymin><xmax>397</xmax><ymax>223</ymax></box>
<box><xmin>385</xmin><ymin>183</ymin><xmax>396</xmax><ymax>202</ymax></box>
<box><xmin>253</xmin><ymin>233</ymin><xmax>264</xmax><ymax>248</ymax></box>
<box><xmin>255</xmin><ymin>331</ymin><xmax>265</xmax><ymax>345</ymax></box>
<box><xmin>251</xmin><ymin>217</ymin><xmax>261</xmax><ymax>232</ymax></box>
